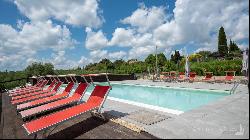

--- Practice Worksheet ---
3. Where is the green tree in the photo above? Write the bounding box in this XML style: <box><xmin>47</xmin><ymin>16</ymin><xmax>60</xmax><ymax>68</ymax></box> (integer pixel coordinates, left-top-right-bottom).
<box><xmin>197</xmin><ymin>51</ymin><xmax>212</xmax><ymax>61</ymax></box>
<box><xmin>157</xmin><ymin>53</ymin><xmax>167</xmax><ymax>67</ymax></box>
<box><xmin>99</xmin><ymin>58</ymin><xmax>112</xmax><ymax>65</ymax></box>
<box><xmin>229</xmin><ymin>39</ymin><xmax>240</xmax><ymax>53</ymax></box>
<box><xmin>145</xmin><ymin>54</ymin><xmax>155</xmax><ymax>66</ymax></box>
<box><xmin>98</xmin><ymin>58</ymin><xmax>114</xmax><ymax>72</ymax></box>
<box><xmin>25</xmin><ymin>62</ymin><xmax>54</xmax><ymax>77</ymax></box>
<box><xmin>218</xmin><ymin>26</ymin><xmax>228</xmax><ymax>57</ymax></box>
<box><xmin>43</xmin><ymin>63</ymin><xmax>54</xmax><ymax>75</ymax></box>
<box><xmin>170</xmin><ymin>50</ymin><xmax>183</xmax><ymax>64</ymax></box>
<box><xmin>145</xmin><ymin>53</ymin><xmax>167</xmax><ymax>72</ymax></box>
<box><xmin>113</xmin><ymin>59</ymin><xmax>125</xmax><ymax>66</ymax></box>
<box><xmin>163</xmin><ymin>60</ymin><xmax>177</xmax><ymax>72</ymax></box>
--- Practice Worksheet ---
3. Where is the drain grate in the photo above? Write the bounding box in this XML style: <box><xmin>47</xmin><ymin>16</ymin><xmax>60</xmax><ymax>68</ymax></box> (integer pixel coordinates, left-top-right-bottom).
<box><xmin>127</xmin><ymin>110</ymin><xmax>171</xmax><ymax>125</ymax></box>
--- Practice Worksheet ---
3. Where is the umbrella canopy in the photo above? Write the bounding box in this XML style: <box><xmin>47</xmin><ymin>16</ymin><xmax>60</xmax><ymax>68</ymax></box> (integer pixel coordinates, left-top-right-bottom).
<box><xmin>242</xmin><ymin>49</ymin><xmax>249</xmax><ymax>77</ymax></box>
<box><xmin>185</xmin><ymin>55</ymin><xmax>190</xmax><ymax>78</ymax></box>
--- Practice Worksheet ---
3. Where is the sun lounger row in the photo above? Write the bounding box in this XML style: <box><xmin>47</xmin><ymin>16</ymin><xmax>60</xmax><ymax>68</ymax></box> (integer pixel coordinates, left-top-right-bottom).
<box><xmin>9</xmin><ymin>80</ymin><xmax>49</xmax><ymax>96</ymax></box>
<box><xmin>8</xmin><ymin>74</ymin><xmax>112</xmax><ymax>138</ymax></box>
<box><xmin>160</xmin><ymin>71</ymin><xmax>236</xmax><ymax>83</ymax></box>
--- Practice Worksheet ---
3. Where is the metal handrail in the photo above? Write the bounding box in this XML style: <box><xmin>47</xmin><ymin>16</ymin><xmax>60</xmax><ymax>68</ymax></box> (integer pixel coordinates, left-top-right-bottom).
<box><xmin>230</xmin><ymin>81</ymin><xmax>240</xmax><ymax>94</ymax></box>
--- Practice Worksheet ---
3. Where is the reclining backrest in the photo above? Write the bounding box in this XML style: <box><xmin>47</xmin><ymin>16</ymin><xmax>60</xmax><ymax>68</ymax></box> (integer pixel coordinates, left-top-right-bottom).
<box><xmin>63</xmin><ymin>82</ymin><xmax>74</xmax><ymax>93</ymax></box>
<box><xmin>45</xmin><ymin>80</ymin><xmax>56</xmax><ymax>91</ymax></box>
<box><xmin>86</xmin><ymin>85</ymin><xmax>111</xmax><ymax>105</ymax></box>
<box><xmin>71</xmin><ymin>83</ymin><xmax>88</xmax><ymax>98</ymax></box>
<box><xmin>52</xmin><ymin>81</ymin><xmax>63</xmax><ymax>92</ymax></box>
<box><xmin>37</xmin><ymin>80</ymin><xmax>48</xmax><ymax>88</ymax></box>
<box><xmin>34</xmin><ymin>80</ymin><xmax>43</xmax><ymax>87</ymax></box>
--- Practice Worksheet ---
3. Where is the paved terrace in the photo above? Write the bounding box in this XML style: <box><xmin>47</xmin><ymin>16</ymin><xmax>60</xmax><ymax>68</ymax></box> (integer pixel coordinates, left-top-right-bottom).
<box><xmin>1</xmin><ymin>79</ymin><xmax>249</xmax><ymax>139</ymax></box>
<box><xmin>0</xmin><ymin>91</ymin><xmax>157</xmax><ymax>139</ymax></box>
<box><xmin>101</xmin><ymin>80</ymin><xmax>249</xmax><ymax>139</ymax></box>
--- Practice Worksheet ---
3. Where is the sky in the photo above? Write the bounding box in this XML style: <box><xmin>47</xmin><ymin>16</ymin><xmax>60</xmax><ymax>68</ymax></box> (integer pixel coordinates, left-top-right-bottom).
<box><xmin>0</xmin><ymin>0</ymin><xmax>249</xmax><ymax>71</ymax></box>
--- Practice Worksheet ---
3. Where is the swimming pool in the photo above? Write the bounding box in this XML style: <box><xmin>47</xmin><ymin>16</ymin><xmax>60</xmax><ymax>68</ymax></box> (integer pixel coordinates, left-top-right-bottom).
<box><xmin>62</xmin><ymin>83</ymin><xmax>229</xmax><ymax>114</ymax></box>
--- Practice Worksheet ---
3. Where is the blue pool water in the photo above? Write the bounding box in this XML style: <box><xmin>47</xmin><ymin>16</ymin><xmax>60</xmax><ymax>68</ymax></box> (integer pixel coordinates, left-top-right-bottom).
<box><xmin>65</xmin><ymin>83</ymin><xmax>229</xmax><ymax>112</ymax></box>
<box><xmin>83</xmin><ymin>83</ymin><xmax>229</xmax><ymax>112</ymax></box>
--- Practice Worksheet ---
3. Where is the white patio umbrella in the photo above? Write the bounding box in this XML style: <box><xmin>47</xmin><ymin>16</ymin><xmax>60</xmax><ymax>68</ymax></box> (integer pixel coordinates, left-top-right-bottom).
<box><xmin>242</xmin><ymin>49</ymin><xmax>249</xmax><ymax>77</ymax></box>
<box><xmin>185</xmin><ymin>55</ymin><xmax>190</xmax><ymax>78</ymax></box>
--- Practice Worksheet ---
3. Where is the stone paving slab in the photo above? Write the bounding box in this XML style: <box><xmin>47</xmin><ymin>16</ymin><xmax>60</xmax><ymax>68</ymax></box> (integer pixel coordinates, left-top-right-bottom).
<box><xmin>127</xmin><ymin>110</ymin><xmax>171</xmax><ymax>125</ymax></box>
<box><xmin>101</xmin><ymin>80</ymin><xmax>249</xmax><ymax>139</ymax></box>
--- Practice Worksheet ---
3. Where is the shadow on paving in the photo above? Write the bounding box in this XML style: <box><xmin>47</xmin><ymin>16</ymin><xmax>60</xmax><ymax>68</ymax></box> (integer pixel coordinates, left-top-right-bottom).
<box><xmin>47</xmin><ymin>116</ymin><xmax>109</xmax><ymax>139</ymax></box>
<box><xmin>47</xmin><ymin>110</ymin><xmax>131</xmax><ymax>139</ymax></box>
<box><xmin>2</xmin><ymin>91</ymin><xmax>158</xmax><ymax>139</ymax></box>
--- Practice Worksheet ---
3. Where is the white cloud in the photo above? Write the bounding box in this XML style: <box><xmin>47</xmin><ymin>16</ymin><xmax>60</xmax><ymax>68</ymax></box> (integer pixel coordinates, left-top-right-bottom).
<box><xmin>2</xmin><ymin>0</ymin><xmax>249</xmax><ymax>71</ymax></box>
<box><xmin>153</xmin><ymin>0</ymin><xmax>249</xmax><ymax>51</ymax></box>
<box><xmin>0</xmin><ymin>20</ymin><xmax>77</xmax><ymax>70</ymax></box>
<box><xmin>128</xmin><ymin>45</ymin><xmax>155</xmax><ymax>59</ymax></box>
<box><xmin>1</xmin><ymin>0</ymin><xmax>106</xmax><ymax>71</ymax></box>
<box><xmin>231</xmin><ymin>14</ymin><xmax>249</xmax><ymax>41</ymax></box>
<box><xmin>49</xmin><ymin>51</ymin><xmax>90</xmax><ymax>69</ymax></box>
<box><xmin>121</xmin><ymin>5</ymin><xmax>167</xmax><ymax>33</ymax></box>
<box><xmin>77</xmin><ymin>56</ymin><xmax>90</xmax><ymax>67</ymax></box>
<box><xmin>164</xmin><ymin>47</ymin><xmax>172</xmax><ymax>57</ymax></box>
<box><xmin>85</xmin><ymin>27</ymin><xmax>108</xmax><ymax>50</ymax></box>
<box><xmin>194</xmin><ymin>47</ymin><xmax>214</xmax><ymax>53</ymax></box>
<box><xmin>108</xmin><ymin>51</ymin><xmax>127</xmax><ymax>61</ymax></box>
<box><xmin>238</xmin><ymin>43</ymin><xmax>249</xmax><ymax>50</ymax></box>
<box><xmin>89</xmin><ymin>50</ymin><xmax>108</xmax><ymax>62</ymax></box>
<box><xmin>109</xmin><ymin>28</ymin><xmax>135</xmax><ymax>47</ymax></box>
<box><xmin>88</xmin><ymin>50</ymin><xmax>127</xmax><ymax>63</ymax></box>
<box><xmin>14</xmin><ymin>0</ymin><xmax>103</xmax><ymax>28</ymax></box>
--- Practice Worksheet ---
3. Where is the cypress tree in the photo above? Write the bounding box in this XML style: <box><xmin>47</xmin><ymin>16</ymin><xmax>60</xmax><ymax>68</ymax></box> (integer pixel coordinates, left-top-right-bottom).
<box><xmin>229</xmin><ymin>39</ymin><xmax>240</xmax><ymax>53</ymax></box>
<box><xmin>218</xmin><ymin>26</ymin><xmax>228</xmax><ymax>57</ymax></box>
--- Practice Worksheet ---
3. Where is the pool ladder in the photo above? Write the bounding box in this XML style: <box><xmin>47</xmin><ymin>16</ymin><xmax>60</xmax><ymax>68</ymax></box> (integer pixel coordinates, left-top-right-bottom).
<box><xmin>230</xmin><ymin>81</ymin><xmax>240</xmax><ymax>94</ymax></box>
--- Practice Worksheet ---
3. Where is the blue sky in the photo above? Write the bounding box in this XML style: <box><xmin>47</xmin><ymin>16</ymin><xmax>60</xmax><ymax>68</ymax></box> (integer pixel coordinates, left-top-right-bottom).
<box><xmin>0</xmin><ymin>0</ymin><xmax>249</xmax><ymax>71</ymax></box>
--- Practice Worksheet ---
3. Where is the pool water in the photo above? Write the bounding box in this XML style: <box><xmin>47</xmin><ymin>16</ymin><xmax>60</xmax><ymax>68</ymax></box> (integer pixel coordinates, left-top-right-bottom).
<box><xmin>65</xmin><ymin>83</ymin><xmax>229</xmax><ymax>112</ymax></box>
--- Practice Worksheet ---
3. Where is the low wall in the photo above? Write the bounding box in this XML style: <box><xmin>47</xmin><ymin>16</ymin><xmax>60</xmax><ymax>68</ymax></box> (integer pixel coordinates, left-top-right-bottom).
<box><xmin>29</xmin><ymin>74</ymin><xmax>136</xmax><ymax>85</ymax></box>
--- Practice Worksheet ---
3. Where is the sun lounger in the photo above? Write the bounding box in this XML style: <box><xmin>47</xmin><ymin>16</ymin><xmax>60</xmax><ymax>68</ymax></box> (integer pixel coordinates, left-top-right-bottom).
<box><xmin>177</xmin><ymin>72</ymin><xmax>186</xmax><ymax>82</ymax></box>
<box><xmin>202</xmin><ymin>72</ymin><xmax>215</xmax><ymax>83</ymax></box>
<box><xmin>223</xmin><ymin>75</ymin><xmax>235</xmax><ymax>83</ymax></box>
<box><xmin>215</xmin><ymin>71</ymin><xmax>235</xmax><ymax>83</ymax></box>
<box><xmin>16</xmin><ymin>82</ymin><xmax>75</xmax><ymax>111</ymax></box>
<box><xmin>169</xmin><ymin>71</ymin><xmax>177</xmax><ymax>82</ymax></box>
<box><xmin>9</xmin><ymin>80</ymin><xmax>49</xmax><ymax>97</ymax></box>
<box><xmin>9</xmin><ymin>80</ymin><xmax>48</xmax><ymax>96</ymax></box>
<box><xmin>19</xmin><ymin>82</ymin><xmax>88</xmax><ymax>119</ymax></box>
<box><xmin>161</xmin><ymin>72</ymin><xmax>170</xmax><ymax>82</ymax></box>
<box><xmin>11</xmin><ymin>81</ymin><xmax>62</xmax><ymax>105</ymax></box>
<box><xmin>9</xmin><ymin>80</ymin><xmax>44</xmax><ymax>92</ymax></box>
<box><xmin>225</xmin><ymin>75</ymin><xmax>234</xmax><ymax>81</ymax></box>
<box><xmin>188</xmin><ymin>72</ymin><xmax>196</xmax><ymax>82</ymax></box>
<box><xmin>22</xmin><ymin>84</ymin><xmax>111</xmax><ymax>137</ymax></box>
<box><xmin>11</xmin><ymin>80</ymin><xmax>56</xmax><ymax>99</ymax></box>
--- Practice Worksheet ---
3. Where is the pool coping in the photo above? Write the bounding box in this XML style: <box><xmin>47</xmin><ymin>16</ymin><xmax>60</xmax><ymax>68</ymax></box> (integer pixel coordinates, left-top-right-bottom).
<box><xmin>111</xmin><ymin>82</ymin><xmax>230</xmax><ymax>94</ymax></box>
<box><xmin>103</xmin><ymin>81</ymin><xmax>249</xmax><ymax>139</ymax></box>
<box><xmin>60</xmin><ymin>82</ymin><xmax>230</xmax><ymax>115</ymax></box>
<box><xmin>52</xmin><ymin>81</ymin><xmax>249</xmax><ymax>138</ymax></box>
